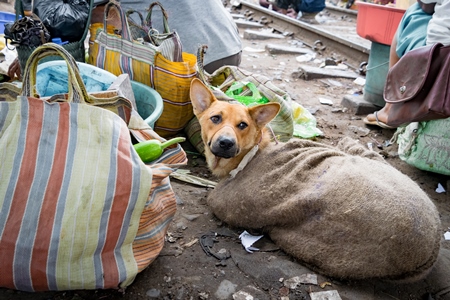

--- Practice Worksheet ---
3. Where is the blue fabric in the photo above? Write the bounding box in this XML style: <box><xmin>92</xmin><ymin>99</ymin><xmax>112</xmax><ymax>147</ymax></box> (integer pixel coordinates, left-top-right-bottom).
<box><xmin>275</xmin><ymin>0</ymin><xmax>324</xmax><ymax>12</ymax></box>
<box><xmin>297</xmin><ymin>0</ymin><xmax>325</xmax><ymax>13</ymax></box>
<box><xmin>396</xmin><ymin>2</ymin><xmax>433</xmax><ymax>58</ymax></box>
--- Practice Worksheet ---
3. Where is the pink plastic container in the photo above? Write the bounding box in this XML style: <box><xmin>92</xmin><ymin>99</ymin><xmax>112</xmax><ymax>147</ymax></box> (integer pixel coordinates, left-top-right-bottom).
<box><xmin>356</xmin><ymin>2</ymin><xmax>406</xmax><ymax>45</ymax></box>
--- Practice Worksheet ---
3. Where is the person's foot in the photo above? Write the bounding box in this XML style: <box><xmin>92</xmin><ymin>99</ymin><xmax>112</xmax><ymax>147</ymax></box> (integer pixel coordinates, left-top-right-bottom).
<box><xmin>363</xmin><ymin>108</ymin><xmax>395</xmax><ymax>129</ymax></box>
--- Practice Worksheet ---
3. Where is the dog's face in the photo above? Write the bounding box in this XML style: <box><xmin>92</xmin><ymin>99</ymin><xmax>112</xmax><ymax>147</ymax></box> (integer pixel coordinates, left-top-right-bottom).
<box><xmin>190</xmin><ymin>78</ymin><xmax>280</xmax><ymax>178</ymax></box>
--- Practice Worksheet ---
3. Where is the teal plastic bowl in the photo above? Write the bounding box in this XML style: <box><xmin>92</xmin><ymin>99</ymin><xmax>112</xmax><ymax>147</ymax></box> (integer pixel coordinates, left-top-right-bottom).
<box><xmin>36</xmin><ymin>61</ymin><xmax>163</xmax><ymax>128</ymax></box>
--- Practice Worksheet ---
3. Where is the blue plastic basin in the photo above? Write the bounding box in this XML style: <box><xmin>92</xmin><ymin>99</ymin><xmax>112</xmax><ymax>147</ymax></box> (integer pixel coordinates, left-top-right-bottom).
<box><xmin>0</xmin><ymin>12</ymin><xmax>15</xmax><ymax>35</ymax></box>
<box><xmin>36</xmin><ymin>61</ymin><xmax>163</xmax><ymax>128</ymax></box>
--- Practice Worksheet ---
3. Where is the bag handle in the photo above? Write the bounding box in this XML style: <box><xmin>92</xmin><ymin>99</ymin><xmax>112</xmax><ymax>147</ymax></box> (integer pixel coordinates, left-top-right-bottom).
<box><xmin>103</xmin><ymin>0</ymin><xmax>133</xmax><ymax>42</ymax></box>
<box><xmin>145</xmin><ymin>2</ymin><xmax>171</xmax><ymax>34</ymax></box>
<box><xmin>126</xmin><ymin>9</ymin><xmax>146</xmax><ymax>27</ymax></box>
<box><xmin>21</xmin><ymin>43</ymin><xmax>90</xmax><ymax>103</ymax></box>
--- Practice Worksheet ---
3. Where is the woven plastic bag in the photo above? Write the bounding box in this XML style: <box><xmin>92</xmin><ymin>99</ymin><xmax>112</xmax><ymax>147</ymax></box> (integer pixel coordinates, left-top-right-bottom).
<box><xmin>0</xmin><ymin>43</ymin><xmax>187</xmax><ymax>291</ymax></box>
<box><xmin>392</xmin><ymin>118</ymin><xmax>450</xmax><ymax>175</ymax></box>
<box><xmin>89</xmin><ymin>1</ymin><xmax>196</xmax><ymax>137</ymax></box>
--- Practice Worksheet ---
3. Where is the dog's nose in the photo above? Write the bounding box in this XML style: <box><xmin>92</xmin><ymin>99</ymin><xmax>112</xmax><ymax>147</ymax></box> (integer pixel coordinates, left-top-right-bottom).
<box><xmin>219</xmin><ymin>137</ymin><xmax>235</xmax><ymax>150</ymax></box>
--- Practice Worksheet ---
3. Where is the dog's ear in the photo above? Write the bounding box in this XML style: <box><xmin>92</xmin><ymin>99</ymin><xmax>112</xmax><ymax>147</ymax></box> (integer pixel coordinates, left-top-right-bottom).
<box><xmin>248</xmin><ymin>103</ymin><xmax>281</xmax><ymax>128</ymax></box>
<box><xmin>190</xmin><ymin>78</ymin><xmax>217</xmax><ymax>115</ymax></box>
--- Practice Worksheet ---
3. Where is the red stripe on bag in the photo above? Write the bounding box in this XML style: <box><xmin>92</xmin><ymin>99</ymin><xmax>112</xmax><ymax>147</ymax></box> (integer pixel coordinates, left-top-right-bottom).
<box><xmin>101</xmin><ymin>123</ymin><xmax>133</xmax><ymax>287</ymax></box>
<box><xmin>0</xmin><ymin>98</ymin><xmax>43</xmax><ymax>289</ymax></box>
<box><xmin>30</xmin><ymin>103</ymin><xmax>71</xmax><ymax>291</ymax></box>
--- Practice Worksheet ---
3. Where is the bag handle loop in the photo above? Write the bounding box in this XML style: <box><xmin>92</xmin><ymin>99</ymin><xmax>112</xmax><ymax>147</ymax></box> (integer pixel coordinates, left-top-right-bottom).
<box><xmin>103</xmin><ymin>0</ymin><xmax>133</xmax><ymax>42</ymax></box>
<box><xmin>21</xmin><ymin>43</ymin><xmax>90</xmax><ymax>103</ymax></box>
<box><xmin>145</xmin><ymin>2</ymin><xmax>171</xmax><ymax>34</ymax></box>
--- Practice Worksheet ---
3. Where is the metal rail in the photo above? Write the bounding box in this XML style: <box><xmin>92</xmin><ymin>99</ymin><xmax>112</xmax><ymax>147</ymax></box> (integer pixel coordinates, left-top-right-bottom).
<box><xmin>237</xmin><ymin>1</ymin><xmax>371</xmax><ymax>68</ymax></box>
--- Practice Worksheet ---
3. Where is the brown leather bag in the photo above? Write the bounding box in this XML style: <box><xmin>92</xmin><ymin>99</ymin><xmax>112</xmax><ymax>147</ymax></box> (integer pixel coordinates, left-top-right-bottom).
<box><xmin>384</xmin><ymin>43</ymin><xmax>450</xmax><ymax>127</ymax></box>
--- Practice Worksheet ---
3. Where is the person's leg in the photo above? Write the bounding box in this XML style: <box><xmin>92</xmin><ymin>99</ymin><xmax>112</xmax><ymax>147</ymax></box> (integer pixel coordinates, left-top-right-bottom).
<box><xmin>203</xmin><ymin>51</ymin><xmax>242</xmax><ymax>74</ymax></box>
<box><xmin>363</xmin><ymin>35</ymin><xmax>400</xmax><ymax>126</ymax></box>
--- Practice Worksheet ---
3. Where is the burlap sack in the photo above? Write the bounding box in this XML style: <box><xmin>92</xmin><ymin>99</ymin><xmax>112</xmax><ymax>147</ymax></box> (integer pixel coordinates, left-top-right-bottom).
<box><xmin>208</xmin><ymin>137</ymin><xmax>441</xmax><ymax>280</ymax></box>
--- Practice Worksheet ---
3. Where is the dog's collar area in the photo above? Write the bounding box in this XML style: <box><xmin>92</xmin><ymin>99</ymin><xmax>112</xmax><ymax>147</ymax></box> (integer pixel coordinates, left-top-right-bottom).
<box><xmin>229</xmin><ymin>145</ymin><xmax>259</xmax><ymax>179</ymax></box>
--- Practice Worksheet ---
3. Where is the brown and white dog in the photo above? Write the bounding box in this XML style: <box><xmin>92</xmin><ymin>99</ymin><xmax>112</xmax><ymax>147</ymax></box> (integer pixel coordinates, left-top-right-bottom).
<box><xmin>189</xmin><ymin>78</ymin><xmax>441</xmax><ymax>281</ymax></box>
<box><xmin>189</xmin><ymin>78</ymin><xmax>280</xmax><ymax>178</ymax></box>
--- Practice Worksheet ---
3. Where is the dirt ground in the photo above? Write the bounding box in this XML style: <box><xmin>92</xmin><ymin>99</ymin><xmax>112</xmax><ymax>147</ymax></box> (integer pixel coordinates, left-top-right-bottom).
<box><xmin>1</xmin><ymin>3</ymin><xmax>450</xmax><ymax>300</ymax></box>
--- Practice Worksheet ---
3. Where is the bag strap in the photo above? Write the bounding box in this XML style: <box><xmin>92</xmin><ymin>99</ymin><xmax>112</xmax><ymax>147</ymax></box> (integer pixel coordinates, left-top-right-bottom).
<box><xmin>21</xmin><ymin>43</ymin><xmax>90</xmax><ymax>103</ymax></box>
<box><xmin>126</xmin><ymin>9</ymin><xmax>146</xmax><ymax>27</ymax></box>
<box><xmin>145</xmin><ymin>1</ymin><xmax>171</xmax><ymax>34</ymax></box>
<box><xmin>103</xmin><ymin>0</ymin><xmax>133</xmax><ymax>41</ymax></box>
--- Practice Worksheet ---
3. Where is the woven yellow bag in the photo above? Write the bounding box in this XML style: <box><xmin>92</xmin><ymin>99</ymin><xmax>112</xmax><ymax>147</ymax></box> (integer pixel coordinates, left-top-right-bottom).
<box><xmin>89</xmin><ymin>1</ymin><xmax>197</xmax><ymax>137</ymax></box>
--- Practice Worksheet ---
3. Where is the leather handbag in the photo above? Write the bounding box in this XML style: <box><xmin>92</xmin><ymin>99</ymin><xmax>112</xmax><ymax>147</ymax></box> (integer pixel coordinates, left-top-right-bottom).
<box><xmin>384</xmin><ymin>43</ymin><xmax>450</xmax><ymax>127</ymax></box>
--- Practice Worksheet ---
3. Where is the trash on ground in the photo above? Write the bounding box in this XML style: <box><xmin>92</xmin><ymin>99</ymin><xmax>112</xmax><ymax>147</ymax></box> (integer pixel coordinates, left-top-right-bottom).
<box><xmin>353</xmin><ymin>77</ymin><xmax>366</xmax><ymax>86</ymax></box>
<box><xmin>319</xmin><ymin>97</ymin><xmax>334</xmax><ymax>106</ymax></box>
<box><xmin>239</xmin><ymin>231</ymin><xmax>263</xmax><ymax>253</ymax></box>
<box><xmin>309</xmin><ymin>290</ymin><xmax>342</xmax><ymax>300</ymax></box>
<box><xmin>284</xmin><ymin>274</ymin><xmax>318</xmax><ymax>289</ymax></box>
<box><xmin>436</xmin><ymin>183</ymin><xmax>446</xmax><ymax>194</ymax></box>
<box><xmin>292</xmin><ymin>101</ymin><xmax>323</xmax><ymax>138</ymax></box>
<box><xmin>170</xmin><ymin>169</ymin><xmax>217</xmax><ymax>188</ymax></box>
<box><xmin>444</xmin><ymin>231</ymin><xmax>450</xmax><ymax>240</ymax></box>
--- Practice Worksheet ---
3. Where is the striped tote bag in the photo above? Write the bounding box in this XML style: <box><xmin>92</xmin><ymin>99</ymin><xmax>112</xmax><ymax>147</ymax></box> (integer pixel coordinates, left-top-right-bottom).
<box><xmin>89</xmin><ymin>1</ymin><xmax>197</xmax><ymax>138</ymax></box>
<box><xmin>0</xmin><ymin>43</ymin><xmax>187</xmax><ymax>291</ymax></box>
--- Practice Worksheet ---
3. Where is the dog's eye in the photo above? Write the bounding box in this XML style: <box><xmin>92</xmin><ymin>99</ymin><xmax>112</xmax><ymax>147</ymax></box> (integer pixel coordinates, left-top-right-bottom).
<box><xmin>210</xmin><ymin>115</ymin><xmax>221</xmax><ymax>124</ymax></box>
<box><xmin>237</xmin><ymin>122</ymin><xmax>248</xmax><ymax>130</ymax></box>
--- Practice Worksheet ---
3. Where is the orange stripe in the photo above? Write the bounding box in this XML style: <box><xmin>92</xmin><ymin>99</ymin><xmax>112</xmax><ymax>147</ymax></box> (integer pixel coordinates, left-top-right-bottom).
<box><xmin>101</xmin><ymin>123</ymin><xmax>132</xmax><ymax>287</ymax></box>
<box><xmin>30</xmin><ymin>103</ymin><xmax>70</xmax><ymax>291</ymax></box>
<box><xmin>0</xmin><ymin>98</ymin><xmax>43</xmax><ymax>289</ymax></box>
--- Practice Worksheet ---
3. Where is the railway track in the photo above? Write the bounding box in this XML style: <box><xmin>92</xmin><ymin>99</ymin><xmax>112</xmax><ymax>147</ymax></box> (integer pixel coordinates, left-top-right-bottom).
<box><xmin>232</xmin><ymin>1</ymin><xmax>372</xmax><ymax>69</ymax></box>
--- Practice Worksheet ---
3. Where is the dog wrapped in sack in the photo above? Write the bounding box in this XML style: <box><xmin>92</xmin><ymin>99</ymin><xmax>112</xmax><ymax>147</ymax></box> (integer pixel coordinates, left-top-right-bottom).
<box><xmin>190</xmin><ymin>78</ymin><xmax>441</xmax><ymax>281</ymax></box>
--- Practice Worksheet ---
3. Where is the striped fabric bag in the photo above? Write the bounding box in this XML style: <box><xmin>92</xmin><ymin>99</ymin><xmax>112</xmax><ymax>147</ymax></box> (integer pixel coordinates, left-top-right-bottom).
<box><xmin>0</xmin><ymin>44</ymin><xmax>187</xmax><ymax>291</ymax></box>
<box><xmin>89</xmin><ymin>1</ymin><xmax>197</xmax><ymax>138</ymax></box>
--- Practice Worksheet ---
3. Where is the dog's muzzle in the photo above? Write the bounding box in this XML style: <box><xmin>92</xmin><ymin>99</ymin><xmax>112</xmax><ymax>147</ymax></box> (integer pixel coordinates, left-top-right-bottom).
<box><xmin>210</xmin><ymin>136</ymin><xmax>238</xmax><ymax>158</ymax></box>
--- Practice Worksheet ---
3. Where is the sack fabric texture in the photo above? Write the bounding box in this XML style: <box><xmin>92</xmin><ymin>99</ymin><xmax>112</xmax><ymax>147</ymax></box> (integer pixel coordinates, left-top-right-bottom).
<box><xmin>12</xmin><ymin>0</ymin><xmax>92</xmax><ymax>73</ymax></box>
<box><xmin>207</xmin><ymin>137</ymin><xmax>441</xmax><ymax>280</ymax></box>
<box><xmin>89</xmin><ymin>1</ymin><xmax>196</xmax><ymax>137</ymax></box>
<box><xmin>0</xmin><ymin>44</ymin><xmax>187</xmax><ymax>291</ymax></box>
<box><xmin>384</xmin><ymin>43</ymin><xmax>450</xmax><ymax>127</ymax></box>
<box><xmin>393</xmin><ymin>118</ymin><xmax>450</xmax><ymax>175</ymax></box>
<box><xmin>185</xmin><ymin>64</ymin><xmax>294</xmax><ymax>155</ymax></box>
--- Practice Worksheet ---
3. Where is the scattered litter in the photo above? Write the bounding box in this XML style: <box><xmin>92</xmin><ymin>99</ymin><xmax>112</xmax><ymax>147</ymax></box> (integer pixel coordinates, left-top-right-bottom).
<box><xmin>367</xmin><ymin>142</ymin><xmax>373</xmax><ymax>151</ymax></box>
<box><xmin>444</xmin><ymin>231</ymin><xmax>450</xmax><ymax>240</ymax></box>
<box><xmin>296</xmin><ymin>54</ymin><xmax>315</xmax><ymax>62</ymax></box>
<box><xmin>320</xmin><ymin>281</ymin><xmax>332</xmax><ymax>288</ymax></box>
<box><xmin>319</xmin><ymin>98</ymin><xmax>334</xmax><ymax>106</ymax></box>
<box><xmin>310</xmin><ymin>290</ymin><xmax>342</xmax><ymax>300</ymax></box>
<box><xmin>284</xmin><ymin>274</ymin><xmax>318</xmax><ymax>289</ymax></box>
<box><xmin>353</xmin><ymin>77</ymin><xmax>366</xmax><ymax>86</ymax></box>
<box><xmin>244</xmin><ymin>46</ymin><xmax>265</xmax><ymax>53</ymax></box>
<box><xmin>436</xmin><ymin>183</ymin><xmax>446</xmax><ymax>194</ymax></box>
<box><xmin>184</xmin><ymin>238</ymin><xmax>199</xmax><ymax>248</ymax></box>
<box><xmin>170</xmin><ymin>169</ymin><xmax>217</xmax><ymax>188</ymax></box>
<box><xmin>239</xmin><ymin>230</ymin><xmax>263</xmax><ymax>253</ymax></box>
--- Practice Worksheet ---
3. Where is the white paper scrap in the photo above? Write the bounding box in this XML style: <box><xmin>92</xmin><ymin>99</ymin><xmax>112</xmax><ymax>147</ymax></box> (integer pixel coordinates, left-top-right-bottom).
<box><xmin>319</xmin><ymin>98</ymin><xmax>334</xmax><ymax>106</ymax></box>
<box><xmin>444</xmin><ymin>231</ymin><xmax>450</xmax><ymax>240</ymax></box>
<box><xmin>239</xmin><ymin>231</ymin><xmax>264</xmax><ymax>253</ymax></box>
<box><xmin>436</xmin><ymin>183</ymin><xmax>446</xmax><ymax>193</ymax></box>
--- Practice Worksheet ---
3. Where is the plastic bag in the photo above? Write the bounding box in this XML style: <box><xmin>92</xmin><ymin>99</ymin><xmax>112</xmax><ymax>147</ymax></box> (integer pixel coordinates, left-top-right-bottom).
<box><xmin>33</xmin><ymin>0</ymin><xmax>90</xmax><ymax>43</ymax></box>
<box><xmin>225</xmin><ymin>81</ymin><xmax>269</xmax><ymax>106</ymax></box>
<box><xmin>291</xmin><ymin>101</ymin><xmax>323</xmax><ymax>138</ymax></box>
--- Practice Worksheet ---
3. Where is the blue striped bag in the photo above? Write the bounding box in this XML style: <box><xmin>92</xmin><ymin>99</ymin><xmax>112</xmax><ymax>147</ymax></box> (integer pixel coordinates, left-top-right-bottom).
<box><xmin>0</xmin><ymin>44</ymin><xmax>187</xmax><ymax>291</ymax></box>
